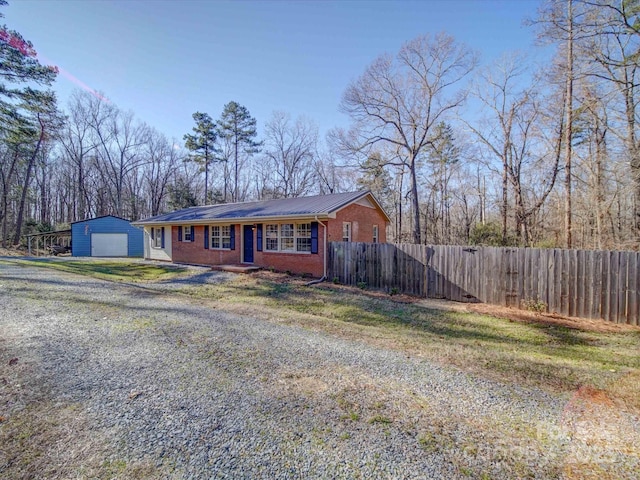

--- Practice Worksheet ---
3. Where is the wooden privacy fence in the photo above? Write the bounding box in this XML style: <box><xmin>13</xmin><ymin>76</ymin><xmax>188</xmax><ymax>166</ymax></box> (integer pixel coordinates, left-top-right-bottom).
<box><xmin>327</xmin><ymin>242</ymin><xmax>640</xmax><ymax>326</ymax></box>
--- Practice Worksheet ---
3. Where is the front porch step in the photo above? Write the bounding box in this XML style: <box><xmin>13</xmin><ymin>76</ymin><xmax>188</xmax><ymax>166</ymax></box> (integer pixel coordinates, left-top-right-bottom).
<box><xmin>211</xmin><ymin>264</ymin><xmax>261</xmax><ymax>274</ymax></box>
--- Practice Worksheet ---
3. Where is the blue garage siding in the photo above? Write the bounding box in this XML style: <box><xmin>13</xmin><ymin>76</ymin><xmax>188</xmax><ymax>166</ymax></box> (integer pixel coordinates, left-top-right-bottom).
<box><xmin>71</xmin><ymin>216</ymin><xmax>144</xmax><ymax>257</ymax></box>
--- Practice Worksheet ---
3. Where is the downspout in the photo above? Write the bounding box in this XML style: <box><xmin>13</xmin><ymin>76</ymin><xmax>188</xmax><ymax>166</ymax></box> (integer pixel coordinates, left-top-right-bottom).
<box><xmin>306</xmin><ymin>216</ymin><xmax>327</xmax><ymax>285</ymax></box>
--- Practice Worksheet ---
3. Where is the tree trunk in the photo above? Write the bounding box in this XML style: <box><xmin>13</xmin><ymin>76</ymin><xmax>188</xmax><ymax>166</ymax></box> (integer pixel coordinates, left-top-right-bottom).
<box><xmin>1</xmin><ymin>150</ymin><xmax>20</xmax><ymax>248</ymax></box>
<box><xmin>396</xmin><ymin>168</ymin><xmax>404</xmax><ymax>242</ymax></box>
<box><xmin>564</xmin><ymin>0</ymin><xmax>574</xmax><ymax>248</ymax></box>
<box><xmin>409</xmin><ymin>155</ymin><xmax>421</xmax><ymax>244</ymax></box>
<box><xmin>77</xmin><ymin>156</ymin><xmax>86</xmax><ymax>220</ymax></box>
<box><xmin>204</xmin><ymin>143</ymin><xmax>209</xmax><ymax>205</ymax></box>
<box><xmin>501</xmin><ymin>156</ymin><xmax>508</xmax><ymax>245</ymax></box>
<box><xmin>234</xmin><ymin>137</ymin><xmax>239</xmax><ymax>202</ymax></box>
<box><xmin>14</xmin><ymin>118</ymin><xmax>45</xmax><ymax>245</ymax></box>
<box><xmin>39</xmin><ymin>155</ymin><xmax>48</xmax><ymax>224</ymax></box>
<box><xmin>595</xmin><ymin>112</ymin><xmax>606</xmax><ymax>249</ymax></box>
<box><xmin>630</xmin><ymin>148</ymin><xmax>640</xmax><ymax>243</ymax></box>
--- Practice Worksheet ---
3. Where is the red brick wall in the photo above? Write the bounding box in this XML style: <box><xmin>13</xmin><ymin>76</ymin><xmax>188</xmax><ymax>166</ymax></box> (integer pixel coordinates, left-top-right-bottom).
<box><xmin>169</xmin><ymin>201</ymin><xmax>387</xmax><ymax>277</ymax></box>
<box><xmin>171</xmin><ymin>225</ymin><xmax>241</xmax><ymax>265</ymax></box>
<box><xmin>328</xmin><ymin>203</ymin><xmax>388</xmax><ymax>243</ymax></box>
<box><xmin>253</xmin><ymin>226</ymin><xmax>326</xmax><ymax>278</ymax></box>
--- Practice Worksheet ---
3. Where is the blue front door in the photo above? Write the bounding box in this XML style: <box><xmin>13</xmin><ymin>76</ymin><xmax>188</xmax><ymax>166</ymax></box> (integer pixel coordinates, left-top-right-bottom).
<box><xmin>243</xmin><ymin>225</ymin><xmax>254</xmax><ymax>263</ymax></box>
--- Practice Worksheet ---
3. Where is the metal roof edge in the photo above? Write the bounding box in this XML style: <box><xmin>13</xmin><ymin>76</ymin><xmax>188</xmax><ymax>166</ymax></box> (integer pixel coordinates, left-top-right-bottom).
<box><xmin>71</xmin><ymin>214</ymin><xmax>133</xmax><ymax>225</ymax></box>
<box><xmin>22</xmin><ymin>229</ymin><xmax>72</xmax><ymax>237</ymax></box>
<box><xmin>323</xmin><ymin>190</ymin><xmax>368</xmax><ymax>213</ymax></box>
<box><xmin>132</xmin><ymin>213</ymin><xmax>333</xmax><ymax>226</ymax></box>
<box><xmin>332</xmin><ymin>190</ymin><xmax>392</xmax><ymax>223</ymax></box>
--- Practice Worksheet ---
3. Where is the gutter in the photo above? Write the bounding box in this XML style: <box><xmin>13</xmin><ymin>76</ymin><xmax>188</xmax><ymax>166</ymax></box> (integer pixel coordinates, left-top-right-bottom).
<box><xmin>306</xmin><ymin>216</ymin><xmax>328</xmax><ymax>286</ymax></box>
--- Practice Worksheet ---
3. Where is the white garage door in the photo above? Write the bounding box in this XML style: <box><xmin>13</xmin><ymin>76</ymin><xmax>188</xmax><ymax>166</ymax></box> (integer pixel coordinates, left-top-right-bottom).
<box><xmin>91</xmin><ymin>233</ymin><xmax>128</xmax><ymax>257</ymax></box>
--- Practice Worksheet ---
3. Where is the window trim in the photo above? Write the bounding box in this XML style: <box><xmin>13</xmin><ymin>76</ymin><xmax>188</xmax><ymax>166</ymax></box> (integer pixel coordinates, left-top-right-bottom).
<box><xmin>343</xmin><ymin>222</ymin><xmax>352</xmax><ymax>242</ymax></box>
<box><xmin>373</xmin><ymin>224</ymin><xmax>379</xmax><ymax>243</ymax></box>
<box><xmin>210</xmin><ymin>224</ymin><xmax>232</xmax><ymax>250</ymax></box>
<box><xmin>183</xmin><ymin>225</ymin><xmax>193</xmax><ymax>242</ymax></box>
<box><xmin>264</xmin><ymin>221</ymin><xmax>312</xmax><ymax>254</ymax></box>
<box><xmin>151</xmin><ymin>227</ymin><xmax>163</xmax><ymax>249</ymax></box>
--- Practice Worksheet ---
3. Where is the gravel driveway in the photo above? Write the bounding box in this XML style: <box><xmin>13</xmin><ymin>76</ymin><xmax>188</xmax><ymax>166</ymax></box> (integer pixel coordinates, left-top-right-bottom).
<box><xmin>1</xmin><ymin>261</ymin><xmax>636</xmax><ymax>479</ymax></box>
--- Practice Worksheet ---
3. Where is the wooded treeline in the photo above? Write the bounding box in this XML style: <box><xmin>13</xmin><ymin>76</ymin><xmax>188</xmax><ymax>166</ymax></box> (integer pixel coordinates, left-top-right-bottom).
<box><xmin>2</xmin><ymin>0</ymin><xmax>640</xmax><ymax>251</ymax></box>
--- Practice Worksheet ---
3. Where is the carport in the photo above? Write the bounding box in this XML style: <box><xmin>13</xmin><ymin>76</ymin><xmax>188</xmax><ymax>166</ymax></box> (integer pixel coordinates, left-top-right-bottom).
<box><xmin>23</xmin><ymin>228</ymin><xmax>72</xmax><ymax>256</ymax></box>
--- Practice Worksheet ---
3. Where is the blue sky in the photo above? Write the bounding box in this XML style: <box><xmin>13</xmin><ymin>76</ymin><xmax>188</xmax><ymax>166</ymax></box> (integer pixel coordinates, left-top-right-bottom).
<box><xmin>6</xmin><ymin>0</ymin><xmax>543</xmax><ymax>142</ymax></box>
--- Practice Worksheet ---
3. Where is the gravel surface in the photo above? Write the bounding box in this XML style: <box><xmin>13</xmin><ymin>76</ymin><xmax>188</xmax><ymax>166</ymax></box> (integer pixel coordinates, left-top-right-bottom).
<box><xmin>1</xmin><ymin>260</ymin><xmax>638</xmax><ymax>479</ymax></box>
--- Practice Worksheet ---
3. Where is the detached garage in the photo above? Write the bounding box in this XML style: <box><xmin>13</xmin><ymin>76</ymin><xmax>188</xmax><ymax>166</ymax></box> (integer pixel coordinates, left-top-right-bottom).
<box><xmin>71</xmin><ymin>216</ymin><xmax>143</xmax><ymax>257</ymax></box>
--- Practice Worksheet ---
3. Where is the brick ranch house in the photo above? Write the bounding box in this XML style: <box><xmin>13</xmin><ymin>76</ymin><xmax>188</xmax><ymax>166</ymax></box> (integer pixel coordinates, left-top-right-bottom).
<box><xmin>132</xmin><ymin>190</ymin><xmax>390</xmax><ymax>278</ymax></box>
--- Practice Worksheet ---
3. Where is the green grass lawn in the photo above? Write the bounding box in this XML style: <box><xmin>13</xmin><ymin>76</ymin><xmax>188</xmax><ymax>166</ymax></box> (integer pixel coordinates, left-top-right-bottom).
<box><xmin>2</xmin><ymin>258</ymin><xmax>189</xmax><ymax>283</ymax></box>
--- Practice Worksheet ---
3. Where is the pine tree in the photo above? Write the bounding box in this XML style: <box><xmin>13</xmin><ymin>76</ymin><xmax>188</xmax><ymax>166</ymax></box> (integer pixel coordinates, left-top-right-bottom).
<box><xmin>0</xmin><ymin>0</ymin><xmax>58</xmax><ymax>246</ymax></box>
<box><xmin>0</xmin><ymin>1</ymin><xmax>57</xmax><ymax>129</ymax></box>
<box><xmin>357</xmin><ymin>152</ymin><xmax>393</xmax><ymax>207</ymax></box>
<box><xmin>167</xmin><ymin>177</ymin><xmax>197</xmax><ymax>211</ymax></box>
<box><xmin>217</xmin><ymin>101</ymin><xmax>261</xmax><ymax>202</ymax></box>
<box><xmin>183</xmin><ymin>112</ymin><xmax>218</xmax><ymax>204</ymax></box>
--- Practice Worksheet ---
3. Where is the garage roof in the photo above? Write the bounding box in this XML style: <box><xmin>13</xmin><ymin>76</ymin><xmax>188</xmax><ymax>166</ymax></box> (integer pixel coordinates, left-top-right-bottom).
<box><xmin>71</xmin><ymin>215</ymin><xmax>132</xmax><ymax>225</ymax></box>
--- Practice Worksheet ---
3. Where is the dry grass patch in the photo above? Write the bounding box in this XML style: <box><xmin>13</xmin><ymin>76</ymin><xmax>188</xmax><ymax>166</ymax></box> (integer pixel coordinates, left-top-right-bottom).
<box><xmin>268</xmin><ymin>365</ymin><xmax>566</xmax><ymax>478</ymax></box>
<box><xmin>0</xmin><ymin>247</ymin><xmax>26</xmax><ymax>257</ymax></box>
<box><xmin>187</xmin><ymin>272</ymin><xmax>640</xmax><ymax>401</ymax></box>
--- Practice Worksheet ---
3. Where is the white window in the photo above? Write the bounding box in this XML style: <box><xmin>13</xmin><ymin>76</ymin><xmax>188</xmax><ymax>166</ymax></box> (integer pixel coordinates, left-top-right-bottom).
<box><xmin>152</xmin><ymin>227</ymin><xmax>162</xmax><ymax>248</ymax></box>
<box><xmin>266</xmin><ymin>224</ymin><xmax>279</xmax><ymax>251</ymax></box>
<box><xmin>296</xmin><ymin>223</ymin><xmax>311</xmax><ymax>252</ymax></box>
<box><xmin>183</xmin><ymin>225</ymin><xmax>193</xmax><ymax>242</ymax></box>
<box><xmin>280</xmin><ymin>223</ymin><xmax>294</xmax><ymax>251</ymax></box>
<box><xmin>265</xmin><ymin>222</ymin><xmax>312</xmax><ymax>253</ymax></box>
<box><xmin>343</xmin><ymin>222</ymin><xmax>352</xmax><ymax>242</ymax></box>
<box><xmin>211</xmin><ymin>225</ymin><xmax>231</xmax><ymax>249</ymax></box>
<box><xmin>373</xmin><ymin>225</ymin><xmax>379</xmax><ymax>243</ymax></box>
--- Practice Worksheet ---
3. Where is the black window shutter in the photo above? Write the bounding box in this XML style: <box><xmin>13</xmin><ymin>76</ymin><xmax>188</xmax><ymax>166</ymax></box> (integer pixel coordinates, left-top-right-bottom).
<box><xmin>256</xmin><ymin>224</ymin><xmax>263</xmax><ymax>251</ymax></box>
<box><xmin>191</xmin><ymin>225</ymin><xmax>195</xmax><ymax>242</ymax></box>
<box><xmin>311</xmin><ymin>221</ymin><xmax>319</xmax><ymax>254</ymax></box>
<box><xmin>150</xmin><ymin>228</ymin><xmax>155</xmax><ymax>240</ymax></box>
<box><xmin>230</xmin><ymin>224</ymin><xmax>236</xmax><ymax>250</ymax></box>
<box><xmin>161</xmin><ymin>227</ymin><xmax>165</xmax><ymax>248</ymax></box>
<box><xmin>178</xmin><ymin>226</ymin><xmax>183</xmax><ymax>241</ymax></box>
<box><xmin>204</xmin><ymin>226</ymin><xmax>209</xmax><ymax>249</ymax></box>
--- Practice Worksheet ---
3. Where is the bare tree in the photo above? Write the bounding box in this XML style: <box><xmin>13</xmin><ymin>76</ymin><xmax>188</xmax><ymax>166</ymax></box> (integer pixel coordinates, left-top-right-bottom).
<box><xmin>580</xmin><ymin>0</ymin><xmax>640</xmax><ymax>245</ymax></box>
<box><xmin>533</xmin><ymin>0</ymin><xmax>588</xmax><ymax>247</ymax></box>
<box><xmin>143</xmin><ymin>132</ymin><xmax>181</xmax><ymax>216</ymax></box>
<box><xmin>91</xmin><ymin>105</ymin><xmax>149</xmax><ymax>217</ymax></box>
<box><xmin>572</xmin><ymin>81</ymin><xmax>613</xmax><ymax>248</ymax></box>
<box><xmin>263</xmin><ymin>111</ymin><xmax>318</xmax><ymax>198</ymax></box>
<box><xmin>313</xmin><ymin>147</ymin><xmax>354</xmax><ymax>195</ymax></box>
<box><xmin>59</xmin><ymin>90</ymin><xmax>100</xmax><ymax>220</ymax></box>
<box><xmin>465</xmin><ymin>54</ymin><xmax>560</xmax><ymax>245</ymax></box>
<box><xmin>340</xmin><ymin>32</ymin><xmax>477</xmax><ymax>244</ymax></box>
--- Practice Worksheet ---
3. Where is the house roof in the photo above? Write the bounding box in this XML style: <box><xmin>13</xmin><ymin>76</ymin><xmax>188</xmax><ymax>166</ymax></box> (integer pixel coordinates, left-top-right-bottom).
<box><xmin>133</xmin><ymin>191</ymin><xmax>390</xmax><ymax>225</ymax></box>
